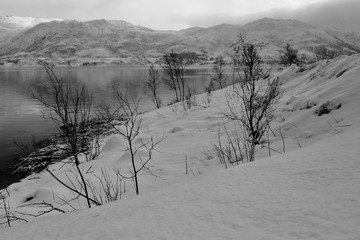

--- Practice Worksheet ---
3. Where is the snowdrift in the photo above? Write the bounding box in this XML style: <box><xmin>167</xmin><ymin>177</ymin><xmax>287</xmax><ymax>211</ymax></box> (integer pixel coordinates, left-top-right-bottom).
<box><xmin>2</xmin><ymin>55</ymin><xmax>360</xmax><ymax>239</ymax></box>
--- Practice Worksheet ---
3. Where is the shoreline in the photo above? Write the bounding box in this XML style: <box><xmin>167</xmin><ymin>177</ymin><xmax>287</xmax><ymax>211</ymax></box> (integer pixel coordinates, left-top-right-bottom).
<box><xmin>0</xmin><ymin>56</ymin><xmax>213</xmax><ymax>68</ymax></box>
<box><xmin>0</xmin><ymin>63</ymin><xmax>212</xmax><ymax>191</ymax></box>
<box><xmin>0</xmin><ymin>118</ymin><xmax>113</xmax><ymax>191</ymax></box>
<box><xmin>0</xmin><ymin>156</ymin><xmax>24</xmax><ymax>190</ymax></box>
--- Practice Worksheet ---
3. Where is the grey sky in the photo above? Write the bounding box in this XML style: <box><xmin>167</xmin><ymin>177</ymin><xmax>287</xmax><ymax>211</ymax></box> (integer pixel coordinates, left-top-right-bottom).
<box><xmin>0</xmin><ymin>0</ymin><xmax>356</xmax><ymax>30</ymax></box>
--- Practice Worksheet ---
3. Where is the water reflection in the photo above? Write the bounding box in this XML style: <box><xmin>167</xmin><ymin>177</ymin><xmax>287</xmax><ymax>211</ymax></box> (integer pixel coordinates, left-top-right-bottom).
<box><xmin>0</xmin><ymin>66</ymin><xmax>211</xmax><ymax>188</ymax></box>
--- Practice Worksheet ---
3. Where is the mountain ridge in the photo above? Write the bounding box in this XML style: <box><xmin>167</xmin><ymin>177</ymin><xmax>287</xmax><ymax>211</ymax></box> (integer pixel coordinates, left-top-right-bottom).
<box><xmin>0</xmin><ymin>16</ymin><xmax>359</xmax><ymax>66</ymax></box>
<box><xmin>0</xmin><ymin>16</ymin><xmax>63</xmax><ymax>30</ymax></box>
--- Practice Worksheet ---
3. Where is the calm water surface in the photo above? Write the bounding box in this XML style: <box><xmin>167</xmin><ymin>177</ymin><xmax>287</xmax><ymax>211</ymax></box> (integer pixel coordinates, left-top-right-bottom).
<box><xmin>0</xmin><ymin>66</ymin><xmax>211</xmax><ymax>189</ymax></box>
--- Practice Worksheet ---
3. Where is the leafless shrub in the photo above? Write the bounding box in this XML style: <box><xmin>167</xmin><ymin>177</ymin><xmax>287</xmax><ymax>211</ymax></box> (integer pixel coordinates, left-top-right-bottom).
<box><xmin>213</xmin><ymin>123</ymin><xmax>247</xmax><ymax>167</ymax></box>
<box><xmin>161</xmin><ymin>52</ymin><xmax>186</xmax><ymax>102</ymax></box>
<box><xmin>225</xmin><ymin>33</ymin><xmax>282</xmax><ymax>162</ymax></box>
<box><xmin>86</xmin><ymin>168</ymin><xmax>123</xmax><ymax>204</ymax></box>
<box><xmin>211</xmin><ymin>55</ymin><xmax>227</xmax><ymax>89</ymax></box>
<box><xmin>184</xmin><ymin>85</ymin><xmax>197</xmax><ymax>110</ymax></box>
<box><xmin>147</xmin><ymin>64</ymin><xmax>161</xmax><ymax>109</ymax></box>
<box><xmin>98</xmin><ymin>88</ymin><xmax>162</xmax><ymax>195</ymax></box>
<box><xmin>28</xmin><ymin>60</ymin><xmax>100</xmax><ymax>208</ymax></box>
<box><xmin>46</xmin><ymin>167</ymin><xmax>101</xmax><ymax>208</ymax></box>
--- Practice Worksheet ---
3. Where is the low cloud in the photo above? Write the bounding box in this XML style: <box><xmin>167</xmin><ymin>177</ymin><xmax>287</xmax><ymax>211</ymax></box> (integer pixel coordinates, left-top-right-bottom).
<box><xmin>173</xmin><ymin>0</ymin><xmax>360</xmax><ymax>31</ymax></box>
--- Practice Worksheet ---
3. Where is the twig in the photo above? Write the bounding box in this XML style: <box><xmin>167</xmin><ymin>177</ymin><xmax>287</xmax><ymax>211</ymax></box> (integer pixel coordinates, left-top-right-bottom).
<box><xmin>16</xmin><ymin>201</ymin><xmax>65</xmax><ymax>217</ymax></box>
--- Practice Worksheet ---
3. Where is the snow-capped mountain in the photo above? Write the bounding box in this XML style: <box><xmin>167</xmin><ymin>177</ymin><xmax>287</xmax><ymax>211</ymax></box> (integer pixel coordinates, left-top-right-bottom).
<box><xmin>0</xmin><ymin>16</ymin><xmax>63</xmax><ymax>42</ymax></box>
<box><xmin>0</xmin><ymin>16</ymin><xmax>62</xmax><ymax>30</ymax></box>
<box><xmin>0</xmin><ymin>17</ymin><xmax>359</xmax><ymax>66</ymax></box>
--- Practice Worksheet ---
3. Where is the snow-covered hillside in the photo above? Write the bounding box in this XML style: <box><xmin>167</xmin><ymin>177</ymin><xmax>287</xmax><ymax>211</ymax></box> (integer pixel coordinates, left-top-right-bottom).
<box><xmin>1</xmin><ymin>55</ymin><xmax>360</xmax><ymax>239</ymax></box>
<box><xmin>0</xmin><ymin>16</ymin><xmax>63</xmax><ymax>42</ymax></box>
<box><xmin>1</xmin><ymin>17</ymin><xmax>360</xmax><ymax>66</ymax></box>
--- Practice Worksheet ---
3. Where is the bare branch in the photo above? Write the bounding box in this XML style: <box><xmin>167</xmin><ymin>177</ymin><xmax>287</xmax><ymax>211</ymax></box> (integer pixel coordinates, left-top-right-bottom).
<box><xmin>223</xmin><ymin>33</ymin><xmax>283</xmax><ymax>162</ymax></box>
<box><xmin>28</xmin><ymin>61</ymin><xmax>96</xmax><ymax>208</ymax></box>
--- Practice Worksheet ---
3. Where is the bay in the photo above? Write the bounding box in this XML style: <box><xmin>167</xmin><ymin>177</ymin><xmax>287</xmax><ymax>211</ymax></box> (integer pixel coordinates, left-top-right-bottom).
<box><xmin>0</xmin><ymin>65</ymin><xmax>211</xmax><ymax>189</ymax></box>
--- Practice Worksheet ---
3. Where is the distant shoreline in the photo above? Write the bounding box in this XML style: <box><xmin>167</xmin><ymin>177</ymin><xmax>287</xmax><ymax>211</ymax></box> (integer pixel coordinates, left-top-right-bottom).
<box><xmin>0</xmin><ymin>56</ymin><xmax>213</xmax><ymax>68</ymax></box>
<box><xmin>0</xmin><ymin>60</ymin><xmax>213</xmax><ymax>69</ymax></box>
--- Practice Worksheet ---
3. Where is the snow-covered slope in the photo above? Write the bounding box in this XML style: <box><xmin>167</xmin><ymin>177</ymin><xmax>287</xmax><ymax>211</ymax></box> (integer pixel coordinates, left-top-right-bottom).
<box><xmin>2</xmin><ymin>55</ymin><xmax>360</xmax><ymax>239</ymax></box>
<box><xmin>2</xmin><ymin>127</ymin><xmax>360</xmax><ymax>240</ymax></box>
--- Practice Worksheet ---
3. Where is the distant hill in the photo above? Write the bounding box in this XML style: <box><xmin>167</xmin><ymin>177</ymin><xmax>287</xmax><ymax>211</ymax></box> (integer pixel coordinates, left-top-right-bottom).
<box><xmin>240</xmin><ymin>18</ymin><xmax>360</xmax><ymax>59</ymax></box>
<box><xmin>0</xmin><ymin>17</ymin><xmax>359</xmax><ymax>66</ymax></box>
<box><xmin>0</xmin><ymin>16</ymin><xmax>62</xmax><ymax>41</ymax></box>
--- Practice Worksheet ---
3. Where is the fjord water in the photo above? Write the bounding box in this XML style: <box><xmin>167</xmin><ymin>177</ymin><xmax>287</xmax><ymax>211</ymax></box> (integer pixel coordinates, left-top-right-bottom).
<box><xmin>0</xmin><ymin>66</ymin><xmax>211</xmax><ymax>189</ymax></box>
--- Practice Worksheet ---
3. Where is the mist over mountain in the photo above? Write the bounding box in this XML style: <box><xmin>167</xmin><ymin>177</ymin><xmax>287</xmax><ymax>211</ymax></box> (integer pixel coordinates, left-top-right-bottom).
<box><xmin>186</xmin><ymin>0</ymin><xmax>360</xmax><ymax>33</ymax></box>
<box><xmin>303</xmin><ymin>0</ymin><xmax>360</xmax><ymax>32</ymax></box>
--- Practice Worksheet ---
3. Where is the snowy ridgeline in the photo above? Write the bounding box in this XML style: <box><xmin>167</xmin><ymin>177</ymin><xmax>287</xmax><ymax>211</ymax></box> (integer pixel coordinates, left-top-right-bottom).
<box><xmin>1</xmin><ymin>55</ymin><xmax>360</xmax><ymax>239</ymax></box>
<box><xmin>0</xmin><ymin>16</ymin><xmax>63</xmax><ymax>29</ymax></box>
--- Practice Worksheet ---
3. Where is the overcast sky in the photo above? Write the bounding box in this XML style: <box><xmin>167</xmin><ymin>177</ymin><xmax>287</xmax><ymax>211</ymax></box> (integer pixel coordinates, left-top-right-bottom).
<box><xmin>0</xmin><ymin>0</ymin><xmax>356</xmax><ymax>30</ymax></box>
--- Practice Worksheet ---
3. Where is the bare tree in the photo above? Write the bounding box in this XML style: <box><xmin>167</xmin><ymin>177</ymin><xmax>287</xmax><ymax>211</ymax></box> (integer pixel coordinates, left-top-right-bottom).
<box><xmin>211</xmin><ymin>55</ymin><xmax>227</xmax><ymax>89</ymax></box>
<box><xmin>280</xmin><ymin>43</ymin><xmax>299</xmax><ymax>66</ymax></box>
<box><xmin>99</xmin><ymin>89</ymin><xmax>162</xmax><ymax>195</ymax></box>
<box><xmin>225</xmin><ymin>34</ymin><xmax>282</xmax><ymax>162</ymax></box>
<box><xmin>147</xmin><ymin>64</ymin><xmax>161</xmax><ymax>109</ymax></box>
<box><xmin>86</xmin><ymin>167</ymin><xmax>124</xmax><ymax>204</ymax></box>
<box><xmin>161</xmin><ymin>52</ymin><xmax>186</xmax><ymax>102</ymax></box>
<box><xmin>29</xmin><ymin>61</ymin><xmax>95</xmax><ymax>208</ymax></box>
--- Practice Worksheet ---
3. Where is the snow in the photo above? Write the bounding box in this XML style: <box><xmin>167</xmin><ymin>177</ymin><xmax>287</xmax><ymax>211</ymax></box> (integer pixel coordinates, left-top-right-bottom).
<box><xmin>2</xmin><ymin>55</ymin><xmax>360</xmax><ymax>239</ymax></box>
<box><xmin>0</xmin><ymin>16</ymin><xmax>63</xmax><ymax>29</ymax></box>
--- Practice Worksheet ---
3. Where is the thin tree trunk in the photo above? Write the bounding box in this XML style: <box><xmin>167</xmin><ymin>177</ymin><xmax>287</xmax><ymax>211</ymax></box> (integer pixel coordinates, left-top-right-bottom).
<box><xmin>249</xmin><ymin>143</ymin><xmax>256</xmax><ymax>162</ymax></box>
<box><xmin>74</xmin><ymin>155</ymin><xmax>91</xmax><ymax>208</ymax></box>
<box><xmin>129</xmin><ymin>141</ymin><xmax>139</xmax><ymax>195</ymax></box>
